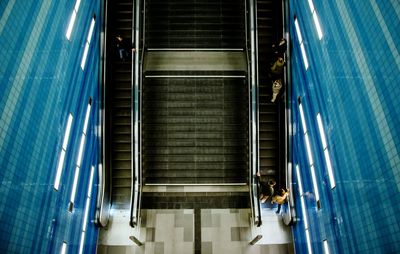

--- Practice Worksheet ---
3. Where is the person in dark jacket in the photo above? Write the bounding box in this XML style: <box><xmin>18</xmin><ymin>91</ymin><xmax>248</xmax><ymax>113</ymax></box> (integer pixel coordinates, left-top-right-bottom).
<box><xmin>116</xmin><ymin>35</ymin><xmax>134</xmax><ymax>61</ymax></box>
<box><xmin>257</xmin><ymin>172</ymin><xmax>276</xmax><ymax>203</ymax></box>
<box><xmin>271</xmin><ymin>38</ymin><xmax>287</xmax><ymax>57</ymax></box>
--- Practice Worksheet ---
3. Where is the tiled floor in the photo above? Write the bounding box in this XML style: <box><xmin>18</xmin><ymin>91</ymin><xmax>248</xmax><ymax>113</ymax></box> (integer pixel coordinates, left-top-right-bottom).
<box><xmin>98</xmin><ymin>209</ymin><xmax>292</xmax><ymax>254</ymax></box>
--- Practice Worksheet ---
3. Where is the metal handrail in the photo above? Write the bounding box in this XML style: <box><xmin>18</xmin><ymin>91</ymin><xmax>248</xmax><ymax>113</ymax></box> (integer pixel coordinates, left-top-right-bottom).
<box><xmin>130</xmin><ymin>0</ymin><xmax>143</xmax><ymax>227</ymax></box>
<box><xmin>247</xmin><ymin>0</ymin><xmax>261</xmax><ymax>227</ymax></box>
<box><xmin>282</xmin><ymin>0</ymin><xmax>295</xmax><ymax>226</ymax></box>
<box><xmin>96</xmin><ymin>0</ymin><xmax>111</xmax><ymax>228</ymax></box>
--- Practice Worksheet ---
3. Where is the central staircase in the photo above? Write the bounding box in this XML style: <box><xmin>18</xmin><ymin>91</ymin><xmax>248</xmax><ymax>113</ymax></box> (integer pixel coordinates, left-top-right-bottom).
<box><xmin>141</xmin><ymin>0</ymin><xmax>249</xmax><ymax>208</ymax></box>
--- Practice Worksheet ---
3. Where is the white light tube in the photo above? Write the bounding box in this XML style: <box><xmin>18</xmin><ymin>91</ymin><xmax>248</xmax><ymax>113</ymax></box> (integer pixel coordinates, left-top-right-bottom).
<box><xmin>317</xmin><ymin>113</ymin><xmax>336</xmax><ymax>189</ymax></box>
<box><xmin>62</xmin><ymin>114</ymin><xmax>74</xmax><ymax>150</ymax></box>
<box><xmin>299</xmin><ymin>104</ymin><xmax>308</xmax><ymax>134</ymax></box>
<box><xmin>83</xmin><ymin>104</ymin><xmax>92</xmax><ymax>135</ymax></box>
<box><xmin>296</xmin><ymin>165</ymin><xmax>304</xmax><ymax>195</ymax></box>
<box><xmin>74</xmin><ymin>0</ymin><xmax>82</xmax><ymax>11</ymax></box>
<box><xmin>70</xmin><ymin>166</ymin><xmax>80</xmax><ymax>206</ymax></box>
<box><xmin>66</xmin><ymin>11</ymin><xmax>77</xmax><ymax>40</ymax></box>
<box><xmin>300</xmin><ymin>44</ymin><xmax>309</xmax><ymax>70</ymax></box>
<box><xmin>296</xmin><ymin>165</ymin><xmax>309</xmax><ymax>229</ymax></box>
<box><xmin>80</xmin><ymin>44</ymin><xmax>89</xmax><ymax>70</ymax></box>
<box><xmin>80</xmin><ymin>17</ymin><xmax>96</xmax><ymax>70</ymax></box>
<box><xmin>310</xmin><ymin>165</ymin><xmax>320</xmax><ymax>203</ymax></box>
<box><xmin>306</xmin><ymin>230</ymin><xmax>313</xmax><ymax>254</ymax></box>
<box><xmin>313</xmin><ymin>12</ymin><xmax>323</xmax><ymax>40</ymax></box>
<box><xmin>82</xmin><ymin>166</ymin><xmax>95</xmax><ymax>231</ymax></box>
<box><xmin>79</xmin><ymin>166</ymin><xmax>95</xmax><ymax>254</ymax></box>
<box><xmin>323</xmin><ymin>240</ymin><xmax>330</xmax><ymax>254</ymax></box>
<box><xmin>324</xmin><ymin>150</ymin><xmax>336</xmax><ymax>188</ymax></box>
<box><xmin>61</xmin><ymin>242</ymin><xmax>67</xmax><ymax>254</ymax></box>
<box><xmin>88</xmin><ymin>166</ymin><xmax>95</xmax><ymax>198</ymax></box>
<box><xmin>316</xmin><ymin>114</ymin><xmax>327</xmax><ymax>148</ymax></box>
<box><xmin>54</xmin><ymin>150</ymin><xmax>66</xmax><ymax>191</ymax></box>
<box><xmin>82</xmin><ymin>198</ymin><xmax>91</xmax><ymax>232</ymax></box>
<box><xmin>304</xmin><ymin>134</ymin><xmax>314</xmax><ymax>165</ymax></box>
<box><xmin>87</xmin><ymin>18</ymin><xmax>96</xmax><ymax>43</ymax></box>
<box><xmin>308</xmin><ymin>0</ymin><xmax>315</xmax><ymax>12</ymax></box>
<box><xmin>54</xmin><ymin>114</ymin><xmax>74</xmax><ymax>191</ymax></box>
<box><xmin>294</xmin><ymin>18</ymin><xmax>303</xmax><ymax>43</ymax></box>
<box><xmin>78</xmin><ymin>231</ymin><xmax>86</xmax><ymax>254</ymax></box>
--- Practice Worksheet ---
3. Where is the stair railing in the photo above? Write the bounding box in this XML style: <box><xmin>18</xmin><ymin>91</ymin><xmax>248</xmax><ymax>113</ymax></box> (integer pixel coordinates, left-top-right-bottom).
<box><xmin>246</xmin><ymin>0</ymin><xmax>262</xmax><ymax>227</ymax></box>
<box><xmin>130</xmin><ymin>0</ymin><xmax>144</xmax><ymax>227</ymax></box>
<box><xmin>96</xmin><ymin>0</ymin><xmax>111</xmax><ymax>228</ymax></box>
<box><xmin>281</xmin><ymin>0</ymin><xmax>295</xmax><ymax>226</ymax></box>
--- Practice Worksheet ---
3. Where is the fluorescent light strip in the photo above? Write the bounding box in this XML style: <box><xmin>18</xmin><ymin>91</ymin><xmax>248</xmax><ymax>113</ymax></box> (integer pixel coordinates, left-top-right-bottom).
<box><xmin>66</xmin><ymin>11</ymin><xmax>77</xmax><ymax>40</ymax></box>
<box><xmin>317</xmin><ymin>113</ymin><xmax>336</xmax><ymax>189</ymax></box>
<box><xmin>81</xmin><ymin>17</ymin><xmax>96</xmax><ymax>70</ymax></box>
<box><xmin>82</xmin><ymin>166</ymin><xmax>95</xmax><ymax>231</ymax></box>
<box><xmin>307</xmin><ymin>0</ymin><xmax>315</xmax><ymax>12</ymax></box>
<box><xmin>312</xmin><ymin>12</ymin><xmax>323</xmax><ymax>40</ymax></box>
<box><xmin>79</xmin><ymin>166</ymin><xmax>95</xmax><ymax>254</ymax></box>
<box><xmin>74</xmin><ymin>0</ymin><xmax>82</xmax><ymax>11</ymax></box>
<box><xmin>323</xmin><ymin>239</ymin><xmax>330</xmax><ymax>254</ymax></box>
<box><xmin>300</xmin><ymin>44</ymin><xmax>309</xmax><ymax>70</ymax></box>
<box><xmin>306</xmin><ymin>229</ymin><xmax>313</xmax><ymax>254</ymax></box>
<box><xmin>54</xmin><ymin>150</ymin><xmax>66</xmax><ymax>190</ymax></box>
<box><xmin>87</xmin><ymin>19</ymin><xmax>96</xmax><ymax>43</ymax></box>
<box><xmin>70</xmin><ymin>166</ymin><xmax>80</xmax><ymax>206</ymax></box>
<box><xmin>62</xmin><ymin>114</ymin><xmax>74</xmax><ymax>149</ymax></box>
<box><xmin>296</xmin><ymin>165</ymin><xmax>309</xmax><ymax>229</ymax></box>
<box><xmin>54</xmin><ymin>114</ymin><xmax>74</xmax><ymax>191</ymax></box>
<box><xmin>61</xmin><ymin>242</ymin><xmax>67</xmax><ymax>254</ymax></box>
<box><xmin>307</xmin><ymin>0</ymin><xmax>323</xmax><ymax>40</ymax></box>
<box><xmin>299</xmin><ymin>103</ymin><xmax>320</xmax><ymax>207</ymax></box>
<box><xmin>66</xmin><ymin>0</ymin><xmax>82</xmax><ymax>40</ymax></box>
<box><xmin>80</xmin><ymin>44</ymin><xmax>89</xmax><ymax>70</ymax></box>
<box><xmin>83</xmin><ymin>103</ymin><xmax>92</xmax><ymax>135</ymax></box>
<box><xmin>324</xmin><ymin>149</ymin><xmax>335</xmax><ymax>188</ymax></box>
<box><xmin>299</xmin><ymin>104</ymin><xmax>308</xmax><ymax>134</ymax></box>
<box><xmin>69</xmin><ymin>99</ymin><xmax>92</xmax><ymax>210</ymax></box>
<box><xmin>294</xmin><ymin>18</ymin><xmax>309</xmax><ymax>70</ymax></box>
<box><xmin>78</xmin><ymin>231</ymin><xmax>86</xmax><ymax>254</ymax></box>
<box><xmin>310</xmin><ymin>165</ymin><xmax>320</xmax><ymax>202</ymax></box>
<box><xmin>294</xmin><ymin>18</ymin><xmax>303</xmax><ymax>43</ymax></box>
<box><xmin>304</xmin><ymin>134</ymin><xmax>314</xmax><ymax>165</ymax></box>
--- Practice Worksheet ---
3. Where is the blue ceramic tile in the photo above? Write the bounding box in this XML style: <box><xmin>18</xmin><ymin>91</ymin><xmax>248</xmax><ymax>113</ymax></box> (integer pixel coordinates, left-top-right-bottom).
<box><xmin>0</xmin><ymin>0</ymin><xmax>101</xmax><ymax>253</ymax></box>
<box><xmin>289</xmin><ymin>0</ymin><xmax>400</xmax><ymax>253</ymax></box>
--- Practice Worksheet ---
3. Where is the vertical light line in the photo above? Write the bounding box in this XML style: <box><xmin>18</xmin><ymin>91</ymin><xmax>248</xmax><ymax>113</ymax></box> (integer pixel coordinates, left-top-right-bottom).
<box><xmin>79</xmin><ymin>165</ymin><xmax>95</xmax><ymax>254</ymax></box>
<box><xmin>294</xmin><ymin>18</ymin><xmax>309</xmax><ymax>70</ymax></box>
<box><xmin>81</xmin><ymin>16</ymin><xmax>96</xmax><ymax>70</ymax></box>
<box><xmin>296</xmin><ymin>165</ymin><xmax>309</xmax><ymax>229</ymax></box>
<box><xmin>317</xmin><ymin>113</ymin><xmax>336</xmax><ymax>189</ymax></box>
<box><xmin>299</xmin><ymin>103</ymin><xmax>320</xmax><ymax>207</ymax></box>
<box><xmin>69</xmin><ymin>100</ymin><xmax>92</xmax><ymax>211</ymax></box>
<box><xmin>323</xmin><ymin>239</ymin><xmax>330</xmax><ymax>254</ymax></box>
<box><xmin>307</xmin><ymin>0</ymin><xmax>323</xmax><ymax>40</ymax></box>
<box><xmin>54</xmin><ymin>114</ymin><xmax>74</xmax><ymax>191</ymax></box>
<box><xmin>306</xmin><ymin>229</ymin><xmax>313</xmax><ymax>254</ymax></box>
<box><xmin>66</xmin><ymin>0</ymin><xmax>82</xmax><ymax>40</ymax></box>
<box><xmin>60</xmin><ymin>242</ymin><xmax>67</xmax><ymax>254</ymax></box>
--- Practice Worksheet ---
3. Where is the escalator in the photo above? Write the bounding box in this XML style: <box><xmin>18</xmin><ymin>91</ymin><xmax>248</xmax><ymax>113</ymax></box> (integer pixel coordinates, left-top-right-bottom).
<box><xmin>257</xmin><ymin>0</ymin><xmax>284</xmax><ymax>194</ymax></box>
<box><xmin>107</xmin><ymin>0</ymin><xmax>133</xmax><ymax>210</ymax></box>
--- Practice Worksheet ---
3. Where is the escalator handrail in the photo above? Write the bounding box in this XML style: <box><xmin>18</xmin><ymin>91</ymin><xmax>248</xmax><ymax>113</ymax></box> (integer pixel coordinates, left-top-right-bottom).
<box><xmin>247</xmin><ymin>0</ymin><xmax>262</xmax><ymax>227</ymax></box>
<box><xmin>95</xmin><ymin>0</ymin><xmax>111</xmax><ymax>228</ymax></box>
<box><xmin>130</xmin><ymin>0</ymin><xmax>144</xmax><ymax>227</ymax></box>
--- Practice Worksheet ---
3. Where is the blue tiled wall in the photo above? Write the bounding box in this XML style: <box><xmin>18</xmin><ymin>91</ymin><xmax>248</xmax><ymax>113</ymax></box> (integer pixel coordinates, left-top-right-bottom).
<box><xmin>0</xmin><ymin>0</ymin><xmax>102</xmax><ymax>253</ymax></box>
<box><xmin>288</xmin><ymin>0</ymin><xmax>400</xmax><ymax>253</ymax></box>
